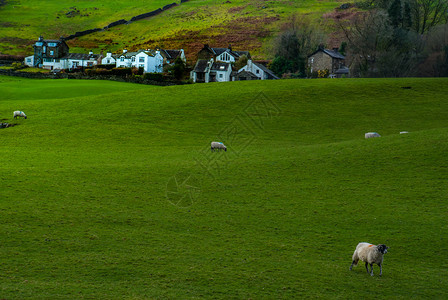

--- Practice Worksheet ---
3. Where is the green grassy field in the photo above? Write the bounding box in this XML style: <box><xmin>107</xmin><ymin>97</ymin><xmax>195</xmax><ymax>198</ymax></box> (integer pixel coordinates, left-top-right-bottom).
<box><xmin>0</xmin><ymin>0</ymin><xmax>345</xmax><ymax>58</ymax></box>
<box><xmin>0</xmin><ymin>76</ymin><xmax>447</xmax><ymax>298</ymax></box>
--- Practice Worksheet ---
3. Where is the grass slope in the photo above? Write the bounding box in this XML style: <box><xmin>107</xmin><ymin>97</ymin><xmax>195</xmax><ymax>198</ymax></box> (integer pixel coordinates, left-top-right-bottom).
<box><xmin>0</xmin><ymin>0</ymin><xmax>344</xmax><ymax>58</ymax></box>
<box><xmin>0</xmin><ymin>76</ymin><xmax>447</xmax><ymax>298</ymax></box>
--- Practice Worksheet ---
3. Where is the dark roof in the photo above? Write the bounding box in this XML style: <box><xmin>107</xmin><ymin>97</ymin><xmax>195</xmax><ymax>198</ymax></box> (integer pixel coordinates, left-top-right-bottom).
<box><xmin>62</xmin><ymin>53</ymin><xmax>100</xmax><ymax>60</ymax></box>
<box><xmin>118</xmin><ymin>51</ymin><xmax>139</xmax><ymax>58</ymax></box>
<box><xmin>194</xmin><ymin>59</ymin><xmax>209</xmax><ymax>72</ymax></box>
<box><xmin>254</xmin><ymin>62</ymin><xmax>279</xmax><ymax>79</ymax></box>
<box><xmin>161</xmin><ymin>49</ymin><xmax>182</xmax><ymax>60</ymax></box>
<box><xmin>323</xmin><ymin>49</ymin><xmax>345</xmax><ymax>59</ymax></box>
<box><xmin>211</xmin><ymin>48</ymin><xmax>227</xmax><ymax>56</ymax></box>
<box><xmin>309</xmin><ymin>48</ymin><xmax>345</xmax><ymax>60</ymax></box>
<box><xmin>210</xmin><ymin>62</ymin><xmax>230</xmax><ymax>71</ymax></box>
<box><xmin>236</xmin><ymin>70</ymin><xmax>259</xmax><ymax>79</ymax></box>
<box><xmin>334</xmin><ymin>66</ymin><xmax>349</xmax><ymax>74</ymax></box>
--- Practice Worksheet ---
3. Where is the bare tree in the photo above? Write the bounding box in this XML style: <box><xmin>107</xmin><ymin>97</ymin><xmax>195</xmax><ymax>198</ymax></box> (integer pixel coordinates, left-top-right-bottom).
<box><xmin>410</xmin><ymin>0</ymin><xmax>448</xmax><ymax>34</ymax></box>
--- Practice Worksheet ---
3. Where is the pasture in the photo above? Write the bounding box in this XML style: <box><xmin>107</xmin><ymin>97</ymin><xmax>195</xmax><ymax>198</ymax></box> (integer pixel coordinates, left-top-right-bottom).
<box><xmin>0</xmin><ymin>76</ymin><xmax>447</xmax><ymax>298</ymax></box>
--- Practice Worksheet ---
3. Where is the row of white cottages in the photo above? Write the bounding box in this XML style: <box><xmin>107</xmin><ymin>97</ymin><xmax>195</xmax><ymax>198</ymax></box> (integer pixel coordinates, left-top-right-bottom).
<box><xmin>24</xmin><ymin>37</ymin><xmax>185</xmax><ymax>73</ymax></box>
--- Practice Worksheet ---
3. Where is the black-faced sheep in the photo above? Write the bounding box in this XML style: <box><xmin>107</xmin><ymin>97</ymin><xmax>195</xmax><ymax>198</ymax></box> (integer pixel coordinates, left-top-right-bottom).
<box><xmin>349</xmin><ymin>242</ymin><xmax>389</xmax><ymax>276</ymax></box>
<box><xmin>211</xmin><ymin>141</ymin><xmax>227</xmax><ymax>152</ymax></box>
<box><xmin>13</xmin><ymin>111</ymin><xmax>27</xmax><ymax>119</ymax></box>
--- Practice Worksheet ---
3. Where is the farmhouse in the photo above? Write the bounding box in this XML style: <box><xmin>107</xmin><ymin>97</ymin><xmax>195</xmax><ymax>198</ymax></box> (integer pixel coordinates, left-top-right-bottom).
<box><xmin>24</xmin><ymin>36</ymin><xmax>101</xmax><ymax>70</ymax></box>
<box><xmin>190</xmin><ymin>59</ymin><xmax>232</xmax><ymax>83</ymax></box>
<box><xmin>308</xmin><ymin>47</ymin><xmax>349</xmax><ymax>78</ymax></box>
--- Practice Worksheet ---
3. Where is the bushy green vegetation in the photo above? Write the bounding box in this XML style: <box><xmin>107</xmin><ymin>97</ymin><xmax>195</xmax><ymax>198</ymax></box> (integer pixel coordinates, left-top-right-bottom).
<box><xmin>0</xmin><ymin>76</ymin><xmax>447</xmax><ymax>298</ymax></box>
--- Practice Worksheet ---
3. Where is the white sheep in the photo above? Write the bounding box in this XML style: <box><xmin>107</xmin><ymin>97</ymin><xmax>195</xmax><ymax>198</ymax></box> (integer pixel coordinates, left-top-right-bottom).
<box><xmin>211</xmin><ymin>141</ymin><xmax>227</xmax><ymax>152</ymax></box>
<box><xmin>365</xmin><ymin>132</ymin><xmax>381</xmax><ymax>139</ymax></box>
<box><xmin>349</xmin><ymin>242</ymin><xmax>389</xmax><ymax>276</ymax></box>
<box><xmin>13</xmin><ymin>111</ymin><xmax>27</xmax><ymax>119</ymax></box>
<box><xmin>400</xmin><ymin>131</ymin><xmax>409</xmax><ymax>134</ymax></box>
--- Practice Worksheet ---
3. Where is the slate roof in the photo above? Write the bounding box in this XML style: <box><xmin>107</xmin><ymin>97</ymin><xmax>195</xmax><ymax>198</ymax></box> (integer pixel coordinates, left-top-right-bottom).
<box><xmin>236</xmin><ymin>70</ymin><xmax>259</xmax><ymax>79</ymax></box>
<box><xmin>193</xmin><ymin>59</ymin><xmax>210</xmax><ymax>72</ymax></box>
<box><xmin>334</xmin><ymin>66</ymin><xmax>349</xmax><ymax>74</ymax></box>
<box><xmin>62</xmin><ymin>53</ymin><xmax>100</xmax><ymax>60</ymax></box>
<box><xmin>210</xmin><ymin>48</ymin><xmax>228</xmax><ymax>56</ymax></box>
<box><xmin>160</xmin><ymin>49</ymin><xmax>182</xmax><ymax>60</ymax></box>
<box><xmin>210</xmin><ymin>62</ymin><xmax>230</xmax><ymax>71</ymax></box>
<box><xmin>323</xmin><ymin>49</ymin><xmax>346</xmax><ymax>59</ymax></box>
<box><xmin>254</xmin><ymin>62</ymin><xmax>279</xmax><ymax>79</ymax></box>
<box><xmin>308</xmin><ymin>48</ymin><xmax>345</xmax><ymax>60</ymax></box>
<box><xmin>117</xmin><ymin>51</ymin><xmax>139</xmax><ymax>58</ymax></box>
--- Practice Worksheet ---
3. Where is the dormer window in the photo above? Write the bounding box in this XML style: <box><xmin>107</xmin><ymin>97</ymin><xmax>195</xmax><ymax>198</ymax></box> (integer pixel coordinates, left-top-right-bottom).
<box><xmin>131</xmin><ymin>56</ymin><xmax>136</xmax><ymax>62</ymax></box>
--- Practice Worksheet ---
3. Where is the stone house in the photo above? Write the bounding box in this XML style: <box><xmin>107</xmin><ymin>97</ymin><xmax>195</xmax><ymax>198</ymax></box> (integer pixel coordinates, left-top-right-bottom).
<box><xmin>308</xmin><ymin>47</ymin><xmax>348</xmax><ymax>78</ymax></box>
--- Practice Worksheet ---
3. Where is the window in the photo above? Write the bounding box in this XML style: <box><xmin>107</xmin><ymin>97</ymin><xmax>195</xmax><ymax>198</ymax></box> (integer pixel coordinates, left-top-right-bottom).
<box><xmin>43</xmin><ymin>46</ymin><xmax>46</xmax><ymax>53</ymax></box>
<box><xmin>131</xmin><ymin>56</ymin><xmax>136</xmax><ymax>62</ymax></box>
<box><xmin>139</xmin><ymin>57</ymin><xmax>145</xmax><ymax>63</ymax></box>
<box><xmin>219</xmin><ymin>74</ymin><xmax>223</xmax><ymax>78</ymax></box>
<box><xmin>256</xmin><ymin>69</ymin><xmax>259</xmax><ymax>74</ymax></box>
<box><xmin>106</xmin><ymin>59</ymin><xmax>110</xmax><ymax>64</ymax></box>
<box><xmin>26</xmin><ymin>58</ymin><xmax>31</xmax><ymax>62</ymax></box>
<box><xmin>48</xmin><ymin>43</ymin><xmax>57</xmax><ymax>47</ymax></box>
<box><xmin>44</xmin><ymin>58</ymin><xmax>52</xmax><ymax>62</ymax></box>
<box><xmin>120</xmin><ymin>57</ymin><xmax>124</xmax><ymax>62</ymax></box>
<box><xmin>54</xmin><ymin>59</ymin><xmax>60</xmax><ymax>63</ymax></box>
<box><xmin>50</xmin><ymin>50</ymin><xmax>54</xmax><ymax>56</ymax></box>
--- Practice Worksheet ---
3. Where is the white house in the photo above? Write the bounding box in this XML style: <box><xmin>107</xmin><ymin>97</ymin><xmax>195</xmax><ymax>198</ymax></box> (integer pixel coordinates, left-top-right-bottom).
<box><xmin>237</xmin><ymin>59</ymin><xmax>279</xmax><ymax>80</ymax></box>
<box><xmin>106</xmin><ymin>49</ymin><xmax>163</xmax><ymax>73</ymax></box>
<box><xmin>25</xmin><ymin>51</ymin><xmax>101</xmax><ymax>70</ymax></box>
<box><xmin>116</xmin><ymin>50</ymin><xmax>138</xmax><ymax>68</ymax></box>
<box><xmin>191</xmin><ymin>59</ymin><xmax>232</xmax><ymax>83</ymax></box>
<box><xmin>135</xmin><ymin>50</ymin><xmax>163</xmax><ymax>73</ymax></box>
<box><xmin>101</xmin><ymin>52</ymin><xmax>117</xmax><ymax>65</ymax></box>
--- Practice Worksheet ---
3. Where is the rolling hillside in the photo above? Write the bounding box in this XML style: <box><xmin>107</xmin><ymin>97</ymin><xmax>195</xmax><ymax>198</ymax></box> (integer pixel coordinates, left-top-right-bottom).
<box><xmin>0</xmin><ymin>0</ymin><xmax>347</xmax><ymax>59</ymax></box>
<box><xmin>0</xmin><ymin>76</ymin><xmax>447</xmax><ymax>298</ymax></box>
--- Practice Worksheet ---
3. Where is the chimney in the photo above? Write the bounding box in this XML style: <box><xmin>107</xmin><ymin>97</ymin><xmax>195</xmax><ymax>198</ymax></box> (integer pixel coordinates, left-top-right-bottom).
<box><xmin>333</xmin><ymin>47</ymin><xmax>339</xmax><ymax>52</ymax></box>
<box><xmin>228</xmin><ymin>44</ymin><xmax>232</xmax><ymax>51</ymax></box>
<box><xmin>89</xmin><ymin>50</ymin><xmax>93</xmax><ymax>55</ymax></box>
<box><xmin>123</xmin><ymin>49</ymin><xmax>128</xmax><ymax>53</ymax></box>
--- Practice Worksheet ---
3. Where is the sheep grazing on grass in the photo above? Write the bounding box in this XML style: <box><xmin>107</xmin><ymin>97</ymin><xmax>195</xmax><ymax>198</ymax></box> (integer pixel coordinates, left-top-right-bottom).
<box><xmin>365</xmin><ymin>132</ymin><xmax>381</xmax><ymax>139</ymax></box>
<box><xmin>350</xmin><ymin>242</ymin><xmax>389</xmax><ymax>276</ymax></box>
<box><xmin>211</xmin><ymin>141</ymin><xmax>227</xmax><ymax>152</ymax></box>
<box><xmin>13</xmin><ymin>111</ymin><xmax>27</xmax><ymax>119</ymax></box>
<box><xmin>400</xmin><ymin>131</ymin><xmax>409</xmax><ymax>134</ymax></box>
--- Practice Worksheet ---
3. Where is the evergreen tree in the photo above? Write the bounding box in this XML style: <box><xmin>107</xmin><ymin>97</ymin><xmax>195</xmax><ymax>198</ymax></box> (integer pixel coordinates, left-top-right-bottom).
<box><xmin>388</xmin><ymin>0</ymin><xmax>403</xmax><ymax>28</ymax></box>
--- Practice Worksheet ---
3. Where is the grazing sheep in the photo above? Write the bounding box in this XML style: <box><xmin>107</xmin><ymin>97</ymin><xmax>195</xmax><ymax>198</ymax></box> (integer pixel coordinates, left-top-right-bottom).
<box><xmin>365</xmin><ymin>132</ymin><xmax>381</xmax><ymax>139</ymax></box>
<box><xmin>349</xmin><ymin>242</ymin><xmax>389</xmax><ymax>276</ymax></box>
<box><xmin>13</xmin><ymin>111</ymin><xmax>27</xmax><ymax>119</ymax></box>
<box><xmin>211</xmin><ymin>141</ymin><xmax>227</xmax><ymax>152</ymax></box>
<box><xmin>400</xmin><ymin>131</ymin><xmax>409</xmax><ymax>134</ymax></box>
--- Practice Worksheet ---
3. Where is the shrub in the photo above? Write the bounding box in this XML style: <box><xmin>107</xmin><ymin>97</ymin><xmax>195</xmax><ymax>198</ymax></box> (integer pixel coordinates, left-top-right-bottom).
<box><xmin>111</xmin><ymin>67</ymin><xmax>132</xmax><ymax>76</ymax></box>
<box><xmin>144</xmin><ymin>73</ymin><xmax>163</xmax><ymax>81</ymax></box>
